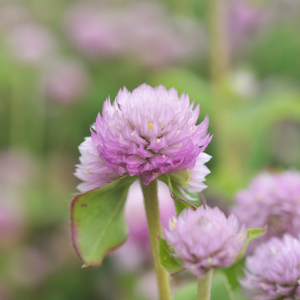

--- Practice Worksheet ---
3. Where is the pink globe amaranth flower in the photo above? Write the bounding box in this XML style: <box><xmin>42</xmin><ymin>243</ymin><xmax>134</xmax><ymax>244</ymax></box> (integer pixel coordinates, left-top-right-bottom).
<box><xmin>232</xmin><ymin>171</ymin><xmax>300</xmax><ymax>250</ymax></box>
<box><xmin>75</xmin><ymin>83</ymin><xmax>212</xmax><ymax>189</ymax></box>
<box><xmin>164</xmin><ymin>206</ymin><xmax>246</xmax><ymax>278</ymax></box>
<box><xmin>241</xmin><ymin>235</ymin><xmax>300</xmax><ymax>300</ymax></box>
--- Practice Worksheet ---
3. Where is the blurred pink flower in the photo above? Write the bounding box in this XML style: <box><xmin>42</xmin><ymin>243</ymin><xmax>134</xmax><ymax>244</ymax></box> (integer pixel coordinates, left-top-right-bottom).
<box><xmin>5</xmin><ymin>23</ymin><xmax>55</xmax><ymax>64</ymax></box>
<box><xmin>123</xmin><ymin>2</ymin><xmax>207</xmax><ymax>67</ymax></box>
<box><xmin>0</xmin><ymin>149</ymin><xmax>35</xmax><ymax>187</ymax></box>
<box><xmin>229</xmin><ymin>0</ymin><xmax>261</xmax><ymax>46</ymax></box>
<box><xmin>65</xmin><ymin>4</ymin><xmax>123</xmax><ymax>57</ymax></box>
<box><xmin>0</xmin><ymin>192</ymin><xmax>25</xmax><ymax>247</ymax></box>
<box><xmin>64</xmin><ymin>1</ymin><xmax>207</xmax><ymax>66</ymax></box>
<box><xmin>42</xmin><ymin>59</ymin><xmax>89</xmax><ymax>103</ymax></box>
<box><xmin>232</xmin><ymin>171</ymin><xmax>300</xmax><ymax>251</ymax></box>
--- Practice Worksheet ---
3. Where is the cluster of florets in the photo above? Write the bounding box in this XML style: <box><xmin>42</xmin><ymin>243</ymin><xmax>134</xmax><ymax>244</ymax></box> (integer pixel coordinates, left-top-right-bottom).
<box><xmin>232</xmin><ymin>171</ymin><xmax>300</xmax><ymax>248</ymax></box>
<box><xmin>241</xmin><ymin>234</ymin><xmax>300</xmax><ymax>300</ymax></box>
<box><xmin>164</xmin><ymin>206</ymin><xmax>246</xmax><ymax>278</ymax></box>
<box><xmin>75</xmin><ymin>84</ymin><xmax>212</xmax><ymax>191</ymax></box>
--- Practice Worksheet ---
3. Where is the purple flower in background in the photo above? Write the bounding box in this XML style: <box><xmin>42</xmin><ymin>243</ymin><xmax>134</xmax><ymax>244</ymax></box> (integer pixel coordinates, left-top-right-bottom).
<box><xmin>0</xmin><ymin>192</ymin><xmax>25</xmax><ymax>247</ymax></box>
<box><xmin>42</xmin><ymin>59</ymin><xmax>89</xmax><ymax>103</ymax></box>
<box><xmin>0</xmin><ymin>149</ymin><xmax>35</xmax><ymax>187</ymax></box>
<box><xmin>232</xmin><ymin>171</ymin><xmax>300</xmax><ymax>250</ymax></box>
<box><xmin>65</xmin><ymin>4</ymin><xmax>123</xmax><ymax>57</ymax></box>
<box><xmin>75</xmin><ymin>84</ymin><xmax>212</xmax><ymax>189</ymax></box>
<box><xmin>122</xmin><ymin>2</ymin><xmax>207</xmax><ymax>67</ymax></box>
<box><xmin>229</xmin><ymin>0</ymin><xmax>260</xmax><ymax>46</ymax></box>
<box><xmin>164</xmin><ymin>206</ymin><xmax>246</xmax><ymax>278</ymax></box>
<box><xmin>64</xmin><ymin>1</ymin><xmax>207</xmax><ymax>67</ymax></box>
<box><xmin>5</xmin><ymin>23</ymin><xmax>55</xmax><ymax>64</ymax></box>
<box><xmin>241</xmin><ymin>235</ymin><xmax>300</xmax><ymax>300</ymax></box>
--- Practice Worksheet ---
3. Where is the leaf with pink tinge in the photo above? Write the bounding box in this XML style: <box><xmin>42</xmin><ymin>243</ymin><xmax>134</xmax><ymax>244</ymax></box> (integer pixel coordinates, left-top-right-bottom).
<box><xmin>71</xmin><ymin>175</ymin><xmax>137</xmax><ymax>267</ymax></box>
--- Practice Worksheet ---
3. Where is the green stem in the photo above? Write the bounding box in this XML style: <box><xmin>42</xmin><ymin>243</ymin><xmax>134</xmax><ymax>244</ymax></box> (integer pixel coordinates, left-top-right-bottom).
<box><xmin>140</xmin><ymin>179</ymin><xmax>172</xmax><ymax>300</ymax></box>
<box><xmin>197</xmin><ymin>269</ymin><xmax>214</xmax><ymax>300</ymax></box>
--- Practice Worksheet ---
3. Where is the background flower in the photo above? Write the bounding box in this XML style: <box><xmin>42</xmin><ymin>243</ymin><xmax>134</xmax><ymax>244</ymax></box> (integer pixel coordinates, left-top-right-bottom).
<box><xmin>164</xmin><ymin>206</ymin><xmax>246</xmax><ymax>278</ymax></box>
<box><xmin>241</xmin><ymin>234</ymin><xmax>300</xmax><ymax>300</ymax></box>
<box><xmin>232</xmin><ymin>171</ymin><xmax>300</xmax><ymax>250</ymax></box>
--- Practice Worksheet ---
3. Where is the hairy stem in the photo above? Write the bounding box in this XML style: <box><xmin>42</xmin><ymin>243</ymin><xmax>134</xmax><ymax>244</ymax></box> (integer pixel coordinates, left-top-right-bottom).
<box><xmin>197</xmin><ymin>269</ymin><xmax>214</xmax><ymax>300</ymax></box>
<box><xmin>141</xmin><ymin>179</ymin><xmax>172</xmax><ymax>300</ymax></box>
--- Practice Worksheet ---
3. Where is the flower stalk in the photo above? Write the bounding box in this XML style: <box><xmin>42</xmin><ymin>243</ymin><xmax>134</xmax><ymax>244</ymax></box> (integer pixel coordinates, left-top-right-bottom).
<box><xmin>141</xmin><ymin>179</ymin><xmax>171</xmax><ymax>300</ymax></box>
<box><xmin>197</xmin><ymin>269</ymin><xmax>214</xmax><ymax>300</ymax></box>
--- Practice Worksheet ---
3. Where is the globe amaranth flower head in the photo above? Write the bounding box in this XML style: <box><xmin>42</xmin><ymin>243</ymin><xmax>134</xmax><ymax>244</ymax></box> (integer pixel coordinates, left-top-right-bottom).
<box><xmin>232</xmin><ymin>171</ymin><xmax>300</xmax><ymax>250</ymax></box>
<box><xmin>241</xmin><ymin>234</ymin><xmax>300</xmax><ymax>300</ymax></box>
<box><xmin>164</xmin><ymin>206</ymin><xmax>246</xmax><ymax>278</ymax></box>
<box><xmin>75</xmin><ymin>83</ymin><xmax>212</xmax><ymax>191</ymax></box>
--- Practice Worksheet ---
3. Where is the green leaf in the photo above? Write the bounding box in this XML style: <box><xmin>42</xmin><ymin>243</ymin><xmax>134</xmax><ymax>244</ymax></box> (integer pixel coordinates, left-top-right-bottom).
<box><xmin>232</xmin><ymin>287</ymin><xmax>249</xmax><ymax>300</ymax></box>
<box><xmin>158</xmin><ymin>174</ymin><xmax>201</xmax><ymax>215</ymax></box>
<box><xmin>158</xmin><ymin>238</ymin><xmax>184</xmax><ymax>273</ymax></box>
<box><xmin>234</xmin><ymin>228</ymin><xmax>266</xmax><ymax>262</ymax></box>
<box><xmin>71</xmin><ymin>175</ymin><xmax>137</xmax><ymax>267</ymax></box>
<box><xmin>170</xmin><ymin>170</ymin><xmax>190</xmax><ymax>186</ymax></box>
<box><xmin>174</xmin><ymin>272</ymin><xmax>234</xmax><ymax>300</ymax></box>
<box><xmin>211</xmin><ymin>272</ymin><xmax>235</xmax><ymax>300</ymax></box>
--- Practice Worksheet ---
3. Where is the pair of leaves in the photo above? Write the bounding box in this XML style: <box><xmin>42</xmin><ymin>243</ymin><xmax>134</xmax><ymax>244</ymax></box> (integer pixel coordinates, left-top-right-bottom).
<box><xmin>71</xmin><ymin>175</ymin><xmax>137</xmax><ymax>266</ymax></box>
<box><xmin>158</xmin><ymin>228</ymin><xmax>265</xmax><ymax>274</ymax></box>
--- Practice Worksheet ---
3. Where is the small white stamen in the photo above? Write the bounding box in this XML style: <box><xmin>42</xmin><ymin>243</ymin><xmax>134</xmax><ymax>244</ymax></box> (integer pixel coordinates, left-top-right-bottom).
<box><xmin>157</xmin><ymin>138</ymin><xmax>161</xmax><ymax>144</ymax></box>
